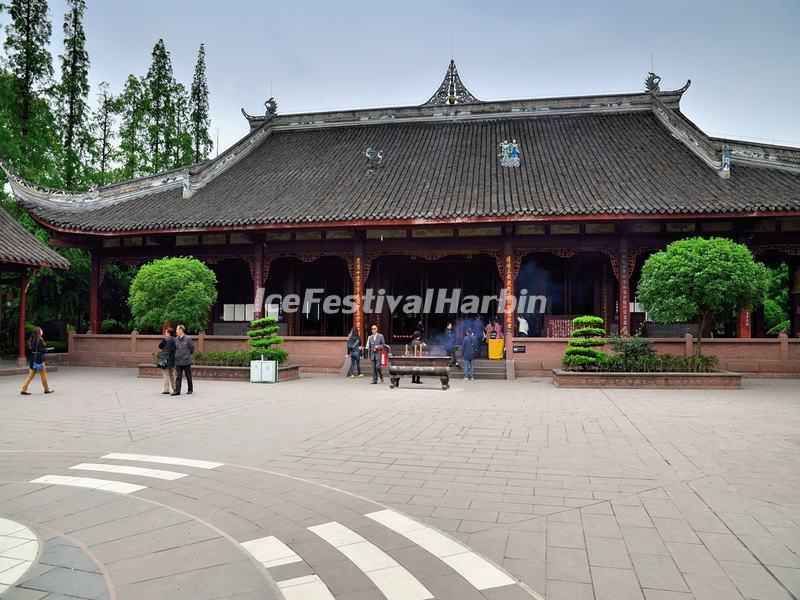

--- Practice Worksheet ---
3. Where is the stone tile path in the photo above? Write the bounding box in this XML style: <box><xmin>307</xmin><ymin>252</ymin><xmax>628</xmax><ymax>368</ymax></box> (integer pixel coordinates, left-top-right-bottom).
<box><xmin>1</xmin><ymin>368</ymin><xmax>799</xmax><ymax>599</ymax></box>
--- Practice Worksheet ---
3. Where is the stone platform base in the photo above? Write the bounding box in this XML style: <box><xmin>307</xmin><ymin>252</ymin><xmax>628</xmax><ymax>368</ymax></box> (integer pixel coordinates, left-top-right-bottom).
<box><xmin>552</xmin><ymin>368</ymin><xmax>742</xmax><ymax>388</ymax></box>
<box><xmin>137</xmin><ymin>364</ymin><xmax>300</xmax><ymax>382</ymax></box>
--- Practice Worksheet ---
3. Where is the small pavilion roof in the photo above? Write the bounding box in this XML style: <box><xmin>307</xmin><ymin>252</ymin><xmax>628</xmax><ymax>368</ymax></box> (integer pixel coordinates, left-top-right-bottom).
<box><xmin>0</xmin><ymin>206</ymin><xmax>70</xmax><ymax>269</ymax></box>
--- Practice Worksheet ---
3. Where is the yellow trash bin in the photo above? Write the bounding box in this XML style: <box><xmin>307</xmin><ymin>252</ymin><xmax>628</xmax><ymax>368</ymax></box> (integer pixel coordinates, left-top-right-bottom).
<box><xmin>488</xmin><ymin>338</ymin><xmax>504</xmax><ymax>360</ymax></box>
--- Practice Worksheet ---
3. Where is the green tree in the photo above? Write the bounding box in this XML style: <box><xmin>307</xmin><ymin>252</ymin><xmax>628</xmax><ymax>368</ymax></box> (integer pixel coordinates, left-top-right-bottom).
<box><xmin>116</xmin><ymin>74</ymin><xmax>147</xmax><ymax>179</ymax></box>
<box><xmin>89</xmin><ymin>81</ymin><xmax>117</xmax><ymax>185</ymax></box>
<box><xmin>57</xmin><ymin>0</ymin><xmax>91</xmax><ymax>190</ymax></box>
<box><xmin>637</xmin><ymin>237</ymin><xmax>770</xmax><ymax>353</ymax></box>
<box><xmin>764</xmin><ymin>263</ymin><xmax>790</xmax><ymax>334</ymax></box>
<box><xmin>189</xmin><ymin>43</ymin><xmax>212</xmax><ymax>163</ymax></box>
<box><xmin>3</xmin><ymin>0</ymin><xmax>52</xmax><ymax>155</ymax></box>
<box><xmin>2</xmin><ymin>0</ymin><xmax>62</xmax><ymax>186</ymax></box>
<box><xmin>170</xmin><ymin>81</ymin><xmax>193</xmax><ymax>168</ymax></box>
<box><xmin>128</xmin><ymin>257</ymin><xmax>217</xmax><ymax>333</ymax></box>
<box><xmin>144</xmin><ymin>39</ymin><xmax>177</xmax><ymax>173</ymax></box>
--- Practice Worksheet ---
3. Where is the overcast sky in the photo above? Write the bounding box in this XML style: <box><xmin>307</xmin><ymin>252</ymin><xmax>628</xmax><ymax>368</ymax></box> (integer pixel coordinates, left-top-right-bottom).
<box><xmin>3</xmin><ymin>0</ymin><xmax>799</xmax><ymax>153</ymax></box>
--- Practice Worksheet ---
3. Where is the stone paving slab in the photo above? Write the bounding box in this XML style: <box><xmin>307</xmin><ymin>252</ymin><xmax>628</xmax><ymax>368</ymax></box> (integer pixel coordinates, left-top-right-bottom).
<box><xmin>1</xmin><ymin>368</ymin><xmax>800</xmax><ymax>599</ymax></box>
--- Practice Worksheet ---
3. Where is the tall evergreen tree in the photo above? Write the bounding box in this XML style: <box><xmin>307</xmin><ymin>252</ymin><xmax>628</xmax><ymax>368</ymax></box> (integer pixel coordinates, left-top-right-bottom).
<box><xmin>144</xmin><ymin>39</ymin><xmax>177</xmax><ymax>173</ymax></box>
<box><xmin>189</xmin><ymin>44</ymin><xmax>212</xmax><ymax>163</ymax></box>
<box><xmin>2</xmin><ymin>0</ymin><xmax>60</xmax><ymax>184</ymax></box>
<box><xmin>116</xmin><ymin>74</ymin><xmax>147</xmax><ymax>179</ymax></box>
<box><xmin>2</xmin><ymin>0</ymin><xmax>52</xmax><ymax>143</ymax></box>
<box><xmin>58</xmin><ymin>0</ymin><xmax>91</xmax><ymax>190</ymax></box>
<box><xmin>171</xmin><ymin>81</ymin><xmax>194</xmax><ymax>168</ymax></box>
<box><xmin>90</xmin><ymin>81</ymin><xmax>117</xmax><ymax>185</ymax></box>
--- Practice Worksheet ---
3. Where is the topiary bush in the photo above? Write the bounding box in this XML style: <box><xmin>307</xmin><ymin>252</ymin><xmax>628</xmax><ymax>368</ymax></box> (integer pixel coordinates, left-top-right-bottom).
<box><xmin>562</xmin><ymin>315</ymin><xmax>606</xmax><ymax>370</ymax></box>
<box><xmin>128</xmin><ymin>257</ymin><xmax>218</xmax><ymax>333</ymax></box>
<box><xmin>637</xmin><ymin>237</ymin><xmax>769</xmax><ymax>354</ymax></box>
<box><xmin>248</xmin><ymin>317</ymin><xmax>288</xmax><ymax>364</ymax></box>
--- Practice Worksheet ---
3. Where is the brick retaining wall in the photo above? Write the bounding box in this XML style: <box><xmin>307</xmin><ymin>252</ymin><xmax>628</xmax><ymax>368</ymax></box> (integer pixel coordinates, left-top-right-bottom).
<box><xmin>61</xmin><ymin>331</ymin><xmax>347</xmax><ymax>374</ymax></box>
<box><xmin>512</xmin><ymin>333</ymin><xmax>799</xmax><ymax>378</ymax></box>
<box><xmin>56</xmin><ymin>332</ymin><xmax>799</xmax><ymax>378</ymax></box>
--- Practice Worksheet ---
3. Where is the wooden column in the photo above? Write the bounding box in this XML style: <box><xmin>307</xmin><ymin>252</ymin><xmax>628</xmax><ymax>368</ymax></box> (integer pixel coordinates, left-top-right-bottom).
<box><xmin>353</xmin><ymin>237</ymin><xmax>365</xmax><ymax>342</ymax></box>
<box><xmin>89</xmin><ymin>250</ymin><xmax>102</xmax><ymax>333</ymax></box>
<box><xmin>502</xmin><ymin>227</ymin><xmax>515</xmax><ymax>346</ymax></box>
<box><xmin>253</xmin><ymin>238</ymin><xmax>265</xmax><ymax>319</ymax></box>
<box><xmin>16</xmin><ymin>271</ymin><xmax>29</xmax><ymax>367</ymax></box>
<box><xmin>286</xmin><ymin>264</ymin><xmax>296</xmax><ymax>336</ymax></box>
<box><xmin>602</xmin><ymin>262</ymin><xmax>613</xmax><ymax>332</ymax></box>
<box><xmin>618</xmin><ymin>236</ymin><xmax>631</xmax><ymax>335</ymax></box>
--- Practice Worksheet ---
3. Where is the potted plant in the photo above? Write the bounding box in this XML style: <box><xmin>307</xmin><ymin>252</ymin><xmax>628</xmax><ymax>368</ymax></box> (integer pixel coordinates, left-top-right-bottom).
<box><xmin>247</xmin><ymin>317</ymin><xmax>287</xmax><ymax>383</ymax></box>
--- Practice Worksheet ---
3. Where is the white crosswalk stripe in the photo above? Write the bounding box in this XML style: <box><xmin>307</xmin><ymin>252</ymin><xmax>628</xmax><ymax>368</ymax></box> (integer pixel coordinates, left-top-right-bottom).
<box><xmin>366</xmin><ymin>508</ymin><xmax>516</xmax><ymax>590</ymax></box>
<box><xmin>100</xmin><ymin>453</ymin><xmax>223</xmax><ymax>469</ymax></box>
<box><xmin>30</xmin><ymin>475</ymin><xmax>145</xmax><ymax>495</ymax></box>
<box><xmin>277</xmin><ymin>574</ymin><xmax>335</xmax><ymax>600</ymax></box>
<box><xmin>241</xmin><ymin>535</ymin><xmax>302</xmax><ymax>568</ymax></box>
<box><xmin>309</xmin><ymin>521</ymin><xmax>433</xmax><ymax>600</ymax></box>
<box><xmin>69</xmin><ymin>463</ymin><xmax>188</xmax><ymax>481</ymax></box>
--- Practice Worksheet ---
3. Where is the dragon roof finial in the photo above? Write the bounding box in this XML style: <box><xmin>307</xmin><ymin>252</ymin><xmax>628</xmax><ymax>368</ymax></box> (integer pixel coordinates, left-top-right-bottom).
<box><xmin>645</xmin><ymin>72</ymin><xmax>661</xmax><ymax>94</ymax></box>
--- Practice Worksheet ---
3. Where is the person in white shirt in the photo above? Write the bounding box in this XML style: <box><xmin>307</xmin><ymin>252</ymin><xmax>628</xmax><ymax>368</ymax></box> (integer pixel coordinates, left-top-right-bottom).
<box><xmin>517</xmin><ymin>315</ymin><xmax>529</xmax><ymax>337</ymax></box>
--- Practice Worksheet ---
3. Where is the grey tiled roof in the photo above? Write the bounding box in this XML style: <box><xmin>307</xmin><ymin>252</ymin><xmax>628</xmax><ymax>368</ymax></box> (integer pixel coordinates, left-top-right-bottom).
<box><xmin>0</xmin><ymin>207</ymin><xmax>70</xmax><ymax>269</ymax></box>
<box><xmin>14</xmin><ymin>111</ymin><xmax>800</xmax><ymax>233</ymax></box>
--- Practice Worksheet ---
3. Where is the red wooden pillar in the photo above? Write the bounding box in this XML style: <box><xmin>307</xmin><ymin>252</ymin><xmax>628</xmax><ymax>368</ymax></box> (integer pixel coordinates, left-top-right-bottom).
<box><xmin>353</xmin><ymin>238</ymin><xmax>365</xmax><ymax>342</ymax></box>
<box><xmin>89</xmin><ymin>250</ymin><xmax>101</xmax><ymax>333</ymax></box>
<box><xmin>16</xmin><ymin>271</ymin><xmax>29</xmax><ymax>367</ymax></box>
<box><xmin>502</xmin><ymin>231</ymin><xmax>515</xmax><ymax>346</ymax></box>
<box><xmin>253</xmin><ymin>238</ymin><xmax>265</xmax><ymax>319</ymax></box>
<box><xmin>618</xmin><ymin>236</ymin><xmax>631</xmax><ymax>335</ymax></box>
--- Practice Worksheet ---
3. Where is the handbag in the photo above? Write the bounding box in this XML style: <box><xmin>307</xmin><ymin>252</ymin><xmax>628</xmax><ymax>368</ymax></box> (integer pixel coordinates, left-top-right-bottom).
<box><xmin>32</xmin><ymin>341</ymin><xmax>43</xmax><ymax>371</ymax></box>
<box><xmin>156</xmin><ymin>358</ymin><xmax>168</xmax><ymax>369</ymax></box>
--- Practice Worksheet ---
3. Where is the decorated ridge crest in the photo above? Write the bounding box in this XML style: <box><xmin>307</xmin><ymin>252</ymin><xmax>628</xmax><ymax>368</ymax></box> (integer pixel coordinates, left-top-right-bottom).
<box><xmin>424</xmin><ymin>60</ymin><xmax>480</xmax><ymax>106</ymax></box>
<box><xmin>498</xmin><ymin>139</ymin><xmax>521</xmax><ymax>168</ymax></box>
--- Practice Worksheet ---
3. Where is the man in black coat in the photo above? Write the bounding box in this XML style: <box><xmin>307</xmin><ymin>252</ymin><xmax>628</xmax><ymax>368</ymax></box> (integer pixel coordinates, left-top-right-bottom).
<box><xmin>367</xmin><ymin>324</ymin><xmax>385</xmax><ymax>384</ymax></box>
<box><xmin>172</xmin><ymin>324</ymin><xmax>195</xmax><ymax>395</ymax></box>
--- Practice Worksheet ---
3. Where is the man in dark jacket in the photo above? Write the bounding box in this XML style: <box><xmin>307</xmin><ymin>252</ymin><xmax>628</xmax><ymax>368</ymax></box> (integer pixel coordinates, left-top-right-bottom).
<box><xmin>172</xmin><ymin>324</ymin><xmax>195</xmax><ymax>395</ymax></box>
<box><xmin>367</xmin><ymin>324</ymin><xmax>385</xmax><ymax>384</ymax></box>
<box><xmin>443</xmin><ymin>322</ymin><xmax>459</xmax><ymax>369</ymax></box>
<box><xmin>461</xmin><ymin>328</ymin><xmax>478</xmax><ymax>381</ymax></box>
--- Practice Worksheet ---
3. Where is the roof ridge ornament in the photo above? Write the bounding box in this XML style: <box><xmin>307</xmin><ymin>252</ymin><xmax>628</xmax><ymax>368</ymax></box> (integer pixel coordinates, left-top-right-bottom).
<box><xmin>645</xmin><ymin>72</ymin><xmax>661</xmax><ymax>95</ymax></box>
<box><xmin>424</xmin><ymin>60</ymin><xmax>480</xmax><ymax>106</ymax></box>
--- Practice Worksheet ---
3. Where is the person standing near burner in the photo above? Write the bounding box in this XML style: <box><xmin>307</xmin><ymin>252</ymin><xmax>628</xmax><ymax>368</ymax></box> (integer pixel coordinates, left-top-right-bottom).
<box><xmin>368</xmin><ymin>324</ymin><xmax>385</xmax><ymax>384</ymax></box>
<box><xmin>410</xmin><ymin>331</ymin><xmax>427</xmax><ymax>384</ymax></box>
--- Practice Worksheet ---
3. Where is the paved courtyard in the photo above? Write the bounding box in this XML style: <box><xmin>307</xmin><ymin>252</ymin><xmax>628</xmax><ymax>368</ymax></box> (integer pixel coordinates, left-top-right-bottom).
<box><xmin>1</xmin><ymin>368</ymin><xmax>799</xmax><ymax>600</ymax></box>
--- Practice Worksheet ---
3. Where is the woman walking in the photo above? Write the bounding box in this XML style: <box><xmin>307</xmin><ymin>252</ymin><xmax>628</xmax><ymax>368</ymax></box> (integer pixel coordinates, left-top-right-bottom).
<box><xmin>158</xmin><ymin>328</ymin><xmax>177</xmax><ymax>394</ymax></box>
<box><xmin>20</xmin><ymin>327</ymin><xmax>53</xmax><ymax>395</ymax></box>
<box><xmin>346</xmin><ymin>327</ymin><xmax>363</xmax><ymax>378</ymax></box>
